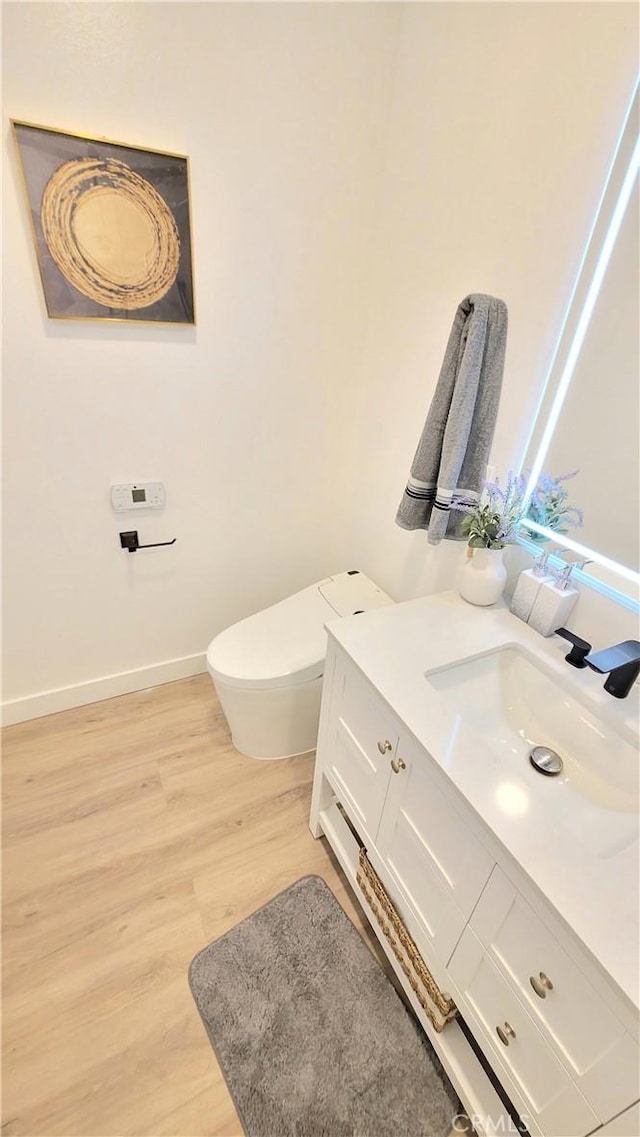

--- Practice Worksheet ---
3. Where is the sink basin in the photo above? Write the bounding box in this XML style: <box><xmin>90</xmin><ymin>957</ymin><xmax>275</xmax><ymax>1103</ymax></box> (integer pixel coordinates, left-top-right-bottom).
<box><xmin>425</xmin><ymin>646</ymin><xmax>639</xmax><ymax>814</ymax></box>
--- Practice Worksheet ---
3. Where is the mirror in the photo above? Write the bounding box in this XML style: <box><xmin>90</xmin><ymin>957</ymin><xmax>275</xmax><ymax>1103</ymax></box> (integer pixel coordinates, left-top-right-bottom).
<box><xmin>520</xmin><ymin>82</ymin><xmax>639</xmax><ymax>605</ymax></box>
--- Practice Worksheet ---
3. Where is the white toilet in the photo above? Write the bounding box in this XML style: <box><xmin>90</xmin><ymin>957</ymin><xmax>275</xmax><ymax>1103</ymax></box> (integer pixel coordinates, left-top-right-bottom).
<box><xmin>206</xmin><ymin>570</ymin><xmax>394</xmax><ymax>759</ymax></box>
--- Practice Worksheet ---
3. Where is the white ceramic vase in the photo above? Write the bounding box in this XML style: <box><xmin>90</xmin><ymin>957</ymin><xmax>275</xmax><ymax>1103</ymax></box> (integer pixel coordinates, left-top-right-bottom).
<box><xmin>458</xmin><ymin>546</ymin><xmax>507</xmax><ymax>606</ymax></box>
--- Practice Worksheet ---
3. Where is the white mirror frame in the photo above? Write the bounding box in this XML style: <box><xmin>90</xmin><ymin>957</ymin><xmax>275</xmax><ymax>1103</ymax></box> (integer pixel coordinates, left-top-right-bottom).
<box><xmin>518</xmin><ymin>79</ymin><xmax>640</xmax><ymax>614</ymax></box>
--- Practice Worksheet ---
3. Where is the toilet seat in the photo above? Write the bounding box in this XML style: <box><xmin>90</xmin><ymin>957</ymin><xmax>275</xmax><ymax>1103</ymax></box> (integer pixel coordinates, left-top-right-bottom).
<box><xmin>206</xmin><ymin>571</ymin><xmax>392</xmax><ymax>691</ymax></box>
<box><xmin>206</xmin><ymin>583</ymin><xmax>331</xmax><ymax>690</ymax></box>
<box><xmin>206</xmin><ymin>570</ymin><xmax>394</xmax><ymax>758</ymax></box>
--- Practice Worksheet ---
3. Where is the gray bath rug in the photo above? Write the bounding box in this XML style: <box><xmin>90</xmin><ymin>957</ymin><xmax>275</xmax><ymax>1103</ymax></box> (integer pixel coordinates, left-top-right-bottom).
<box><xmin>189</xmin><ymin>874</ymin><xmax>461</xmax><ymax>1137</ymax></box>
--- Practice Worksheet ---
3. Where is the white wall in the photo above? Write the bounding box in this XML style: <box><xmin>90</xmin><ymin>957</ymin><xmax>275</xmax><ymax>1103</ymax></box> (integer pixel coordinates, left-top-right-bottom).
<box><xmin>341</xmin><ymin>2</ymin><xmax>639</xmax><ymax>612</ymax></box>
<box><xmin>2</xmin><ymin>2</ymin><xmax>401</xmax><ymax>718</ymax></box>
<box><xmin>3</xmin><ymin>2</ymin><xmax>638</xmax><ymax>721</ymax></box>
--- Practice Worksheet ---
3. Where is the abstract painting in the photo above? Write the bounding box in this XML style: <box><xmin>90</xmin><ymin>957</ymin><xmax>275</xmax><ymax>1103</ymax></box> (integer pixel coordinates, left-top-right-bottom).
<box><xmin>12</xmin><ymin>121</ymin><xmax>195</xmax><ymax>324</ymax></box>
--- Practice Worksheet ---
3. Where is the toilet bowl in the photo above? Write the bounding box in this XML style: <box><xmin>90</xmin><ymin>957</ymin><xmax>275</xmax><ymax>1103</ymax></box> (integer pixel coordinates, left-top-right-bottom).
<box><xmin>206</xmin><ymin>570</ymin><xmax>394</xmax><ymax>759</ymax></box>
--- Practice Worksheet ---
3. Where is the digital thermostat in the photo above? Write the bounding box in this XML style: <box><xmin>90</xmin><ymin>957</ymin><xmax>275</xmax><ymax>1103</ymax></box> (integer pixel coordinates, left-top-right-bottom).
<box><xmin>111</xmin><ymin>482</ymin><xmax>166</xmax><ymax>512</ymax></box>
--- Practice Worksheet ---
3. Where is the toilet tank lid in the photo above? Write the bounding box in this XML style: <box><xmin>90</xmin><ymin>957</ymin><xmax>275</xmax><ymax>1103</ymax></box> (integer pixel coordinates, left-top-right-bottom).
<box><xmin>206</xmin><ymin>571</ymin><xmax>394</xmax><ymax>689</ymax></box>
<box><xmin>317</xmin><ymin>571</ymin><xmax>394</xmax><ymax>617</ymax></box>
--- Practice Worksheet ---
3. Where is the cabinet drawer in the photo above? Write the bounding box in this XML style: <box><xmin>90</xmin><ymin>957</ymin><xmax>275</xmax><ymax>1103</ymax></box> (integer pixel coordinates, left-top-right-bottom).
<box><xmin>449</xmin><ymin>927</ymin><xmax>600</xmax><ymax>1137</ymax></box>
<box><xmin>325</xmin><ymin>659</ymin><xmax>396</xmax><ymax>842</ymax></box>
<box><xmin>470</xmin><ymin>867</ymin><xmax>640</xmax><ymax>1122</ymax></box>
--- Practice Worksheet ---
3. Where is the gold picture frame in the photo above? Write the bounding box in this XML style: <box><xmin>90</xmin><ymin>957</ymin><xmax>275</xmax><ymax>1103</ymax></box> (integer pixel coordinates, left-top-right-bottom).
<box><xmin>12</xmin><ymin>120</ymin><xmax>196</xmax><ymax>325</ymax></box>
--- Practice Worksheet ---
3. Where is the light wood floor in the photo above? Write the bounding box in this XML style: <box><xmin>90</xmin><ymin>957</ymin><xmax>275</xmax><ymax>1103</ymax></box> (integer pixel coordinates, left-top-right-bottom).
<box><xmin>1</xmin><ymin>676</ymin><xmax>394</xmax><ymax>1137</ymax></box>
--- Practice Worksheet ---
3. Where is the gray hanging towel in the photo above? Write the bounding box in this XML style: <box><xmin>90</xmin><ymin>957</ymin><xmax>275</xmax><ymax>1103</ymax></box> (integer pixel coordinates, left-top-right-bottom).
<box><xmin>396</xmin><ymin>293</ymin><xmax>508</xmax><ymax>545</ymax></box>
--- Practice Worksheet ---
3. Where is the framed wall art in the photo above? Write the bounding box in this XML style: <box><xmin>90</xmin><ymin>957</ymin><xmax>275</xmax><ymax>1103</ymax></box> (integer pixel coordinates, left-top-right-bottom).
<box><xmin>12</xmin><ymin>120</ymin><xmax>196</xmax><ymax>325</ymax></box>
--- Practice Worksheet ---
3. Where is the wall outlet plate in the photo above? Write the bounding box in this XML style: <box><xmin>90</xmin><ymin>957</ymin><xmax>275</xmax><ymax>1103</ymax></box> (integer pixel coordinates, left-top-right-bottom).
<box><xmin>111</xmin><ymin>483</ymin><xmax>165</xmax><ymax>512</ymax></box>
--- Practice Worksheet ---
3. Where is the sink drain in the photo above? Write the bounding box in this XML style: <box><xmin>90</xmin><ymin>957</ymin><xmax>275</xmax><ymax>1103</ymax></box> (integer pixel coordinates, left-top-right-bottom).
<box><xmin>529</xmin><ymin>745</ymin><xmax>564</xmax><ymax>776</ymax></box>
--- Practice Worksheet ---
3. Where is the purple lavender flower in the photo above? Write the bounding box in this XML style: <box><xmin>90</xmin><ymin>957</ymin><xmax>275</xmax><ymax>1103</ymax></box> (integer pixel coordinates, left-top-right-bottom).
<box><xmin>451</xmin><ymin>471</ymin><xmax>528</xmax><ymax>549</ymax></box>
<box><xmin>526</xmin><ymin>469</ymin><xmax>584</xmax><ymax>536</ymax></box>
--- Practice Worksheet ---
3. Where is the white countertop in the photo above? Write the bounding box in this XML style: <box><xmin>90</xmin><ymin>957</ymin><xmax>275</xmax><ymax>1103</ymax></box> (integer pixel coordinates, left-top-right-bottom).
<box><xmin>325</xmin><ymin>591</ymin><xmax>640</xmax><ymax>1013</ymax></box>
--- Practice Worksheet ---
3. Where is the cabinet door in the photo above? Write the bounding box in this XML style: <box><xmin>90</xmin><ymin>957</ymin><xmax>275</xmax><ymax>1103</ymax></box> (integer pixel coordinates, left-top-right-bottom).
<box><xmin>375</xmin><ymin>730</ymin><xmax>494</xmax><ymax>964</ymax></box>
<box><xmin>469</xmin><ymin>867</ymin><xmax>640</xmax><ymax>1123</ymax></box>
<box><xmin>324</xmin><ymin>657</ymin><xmax>395</xmax><ymax>844</ymax></box>
<box><xmin>449</xmin><ymin>927</ymin><xmax>600</xmax><ymax>1137</ymax></box>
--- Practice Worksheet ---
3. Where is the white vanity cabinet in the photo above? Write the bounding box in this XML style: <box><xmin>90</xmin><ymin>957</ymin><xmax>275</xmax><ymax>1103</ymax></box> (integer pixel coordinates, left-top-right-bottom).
<box><xmin>310</xmin><ymin>633</ymin><xmax>640</xmax><ymax>1137</ymax></box>
<box><xmin>318</xmin><ymin>647</ymin><xmax>399</xmax><ymax>846</ymax></box>
<box><xmin>312</xmin><ymin>644</ymin><xmax>495</xmax><ymax>977</ymax></box>
<box><xmin>374</xmin><ymin>729</ymin><xmax>495</xmax><ymax>968</ymax></box>
<box><xmin>448</xmin><ymin>927</ymin><xmax>601</xmax><ymax>1135</ymax></box>
<box><xmin>462</xmin><ymin>867</ymin><xmax>640</xmax><ymax>1124</ymax></box>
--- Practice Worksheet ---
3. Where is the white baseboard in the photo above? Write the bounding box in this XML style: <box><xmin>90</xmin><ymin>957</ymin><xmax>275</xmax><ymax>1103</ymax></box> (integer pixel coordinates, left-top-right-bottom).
<box><xmin>1</xmin><ymin>653</ymin><xmax>208</xmax><ymax>727</ymax></box>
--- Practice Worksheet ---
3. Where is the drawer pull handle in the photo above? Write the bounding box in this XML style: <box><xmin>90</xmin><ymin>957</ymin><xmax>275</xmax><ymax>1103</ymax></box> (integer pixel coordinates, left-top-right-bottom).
<box><xmin>390</xmin><ymin>757</ymin><xmax>406</xmax><ymax>774</ymax></box>
<box><xmin>530</xmin><ymin>972</ymin><xmax>554</xmax><ymax>999</ymax></box>
<box><xmin>496</xmin><ymin>1022</ymin><xmax>516</xmax><ymax>1046</ymax></box>
<box><xmin>377</xmin><ymin>739</ymin><xmax>393</xmax><ymax>754</ymax></box>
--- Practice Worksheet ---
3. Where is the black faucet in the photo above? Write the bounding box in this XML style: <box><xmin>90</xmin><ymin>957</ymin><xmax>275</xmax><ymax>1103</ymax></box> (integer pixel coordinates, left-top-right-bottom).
<box><xmin>556</xmin><ymin>629</ymin><xmax>640</xmax><ymax>698</ymax></box>
<box><xmin>584</xmin><ymin>640</ymin><xmax>640</xmax><ymax>699</ymax></box>
<box><xmin>555</xmin><ymin>628</ymin><xmax>591</xmax><ymax>668</ymax></box>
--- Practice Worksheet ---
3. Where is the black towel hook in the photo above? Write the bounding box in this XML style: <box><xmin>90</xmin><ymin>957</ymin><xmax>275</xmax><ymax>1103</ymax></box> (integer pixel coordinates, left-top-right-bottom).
<box><xmin>119</xmin><ymin>530</ymin><xmax>176</xmax><ymax>553</ymax></box>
